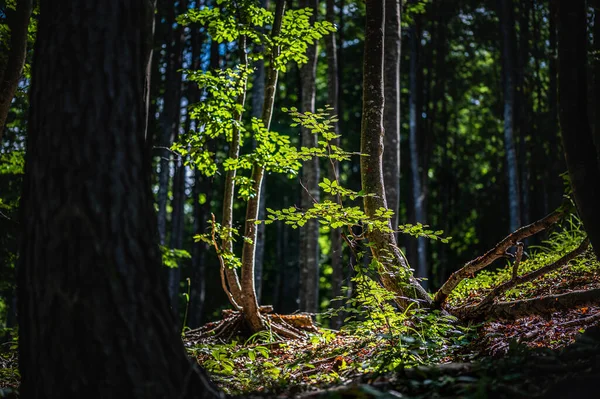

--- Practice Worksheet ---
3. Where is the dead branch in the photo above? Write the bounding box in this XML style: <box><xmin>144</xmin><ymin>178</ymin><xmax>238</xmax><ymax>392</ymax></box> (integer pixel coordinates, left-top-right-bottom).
<box><xmin>459</xmin><ymin>237</ymin><xmax>590</xmax><ymax>319</ymax></box>
<box><xmin>433</xmin><ymin>200</ymin><xmax>571</xmax><ymax>308</ymax></box>
<box><xmin>563</xmin><ymin>310</ymin><xmax>600</xmax><ymax>327</ymax></box>
<box><xmin>460</xmin><ymin>288</ymin><xmax>600</xmax><ymax>321</ymax></box>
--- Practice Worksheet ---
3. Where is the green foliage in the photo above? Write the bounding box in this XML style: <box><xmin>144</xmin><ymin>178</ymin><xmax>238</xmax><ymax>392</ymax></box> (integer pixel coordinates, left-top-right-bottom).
<box><xmin>160</xmin><ymin>246</ymin><xmax>191</xmax><ymax>269</ymax></box>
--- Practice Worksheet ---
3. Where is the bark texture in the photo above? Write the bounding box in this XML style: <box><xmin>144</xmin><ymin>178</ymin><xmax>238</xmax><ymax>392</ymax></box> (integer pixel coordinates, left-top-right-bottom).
<box><xmin>0</xmin><ymin>0</ymin><xmax>33</xmax><ymax>142</ymax></box>
<box><xmin>18</xmin><ymin>2</ymin><xmax>221</xmax><ymax>398</ymax></box>
<box><xmin>299</xmin><ymin>0</ymin><xmax>320</xmax><ymax>314</ymax></box>
<box><xmin>557</xmin><ymin>1</ymin><xmax>600</xmax><ymax>260</ymax></box>
<box><xmin>361</xmin><ymin>0</ymin><xmax>431</xmax><ymax>309</ymax></box>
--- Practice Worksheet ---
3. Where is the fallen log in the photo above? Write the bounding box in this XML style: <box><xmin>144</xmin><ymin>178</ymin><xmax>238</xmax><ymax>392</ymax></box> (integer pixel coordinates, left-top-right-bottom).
<box><xmin>434</xmin><ymin>201</ymin><xmax>571</xmax><ymax>308</ymax></box>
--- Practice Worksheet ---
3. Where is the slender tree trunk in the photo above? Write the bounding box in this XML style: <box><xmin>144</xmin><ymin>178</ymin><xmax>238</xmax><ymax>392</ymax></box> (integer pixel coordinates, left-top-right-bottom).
<box><xmin>240</xmin><ymin>0</ymin><xmax>286</xmax><ymax>331</ymax></box>
<box><xmin>498</xmin><ymin>0</ymin><xmax>521</xmax><ymax>233</ymax></box>
<box><xmin>361</xmin><ymin>0</ymin><xmax>431</xmax><ymax>309</ymax></box>
<box><xmin>383</xmin><ymin>0</ymin><xmax>401</xmax><ymax>233</ymax></box>
<box><xmin>18</xmin><ymin>2</ymin><xmax>221</xmax><ymax>397</ymax></box>
<box><xmin>408</xmin><ymin>22</ymin><xmax>428</xmax><ymax>290</ymax></box>
<box><xmin>0</xmin><ymin>0</ymin><xmax>33</xmax><ymax>142</ymax></box>
<box><xmin>557</xmin><ymin>1</ymin><xmax>600</xmax><ymax>260</ymax></box>
<box><xmin>325</xmin><ymin>0</ymin><xmax>344</xmax><ymax>329</ymax></box>
<box><xmin>252</xmin><ymin>0</ymin><xmax>271</xmax><ymax>302</ymax></box>
<box><xmin>299</xmin><ymin>0</ymin><xmax>320</xmax><ymax>314</ymax></box>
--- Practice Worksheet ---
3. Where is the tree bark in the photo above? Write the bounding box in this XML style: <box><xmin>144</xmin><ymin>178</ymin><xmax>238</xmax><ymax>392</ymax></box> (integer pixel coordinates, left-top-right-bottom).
<box><xmin>497</xmin><ymin>0</ymin><xmax>521</xmax><ymax>233</ymax></box>
<box><xmin>593</xmin><ymin>7</ymin><xmax>600</xmax><ymax>151</ymax></box>
<box><xmin>557</xmin><ymin>1</ymin><xmax>600</xmax><ymax>260</ymax></box>
<box><xmin>0</xmin><ymin>0</ymin><xmax>33</xmax><ymax>143</ymax></box>
<box><xmin>18</xmin><ymin>2</ymin><xmax>221</xmax><ymax>397</ymax></box>
<box><xmin>383</xmin><ymin>0</ymin><xmax>401</xmax><ymax>233</ymax></box>
<box><xmin>325</xmin><ymin>0</ymin><xmax>344</xmax><ymax>329</ymax></box>
<box><xmin>299</xmin><ymin>0</ymin><xmax>320</xmax><ymax>314</ymax></box>
<box><xmin>361</xmin><ymin>0</ymin><xmax>431</xmax><ymax>309</ymax></box>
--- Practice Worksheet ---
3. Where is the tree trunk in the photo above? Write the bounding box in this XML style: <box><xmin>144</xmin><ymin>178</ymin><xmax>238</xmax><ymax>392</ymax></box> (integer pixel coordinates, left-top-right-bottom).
<box><xmin>383</xmin><ymin>0</ymin><xmax>401</xmax><ymax>233</ymax></box>
<box><xmin>557</xmin><ymin>1</ymin><xmax>600</xmax><ymax>260</ymax></box>
<box><xmin>18</xmin><ymin>2</ymin><xmax>221</xmax><ymax>397</ymax></box>
<box><xmin>361</xmin><ymin>0</ymin><xmax>431</xmax><ymax>309</ymax></box>
<box><xmin>325</xmin><ymin>0</ymin><xmax>344</xmax><ymax>329</ymax></box>
<box><xmin>497</xmin><ymin>0</ymin><xmax>521</xmax><ymax>233</ymax></box>
<box><xmin>593</xmin><ymin>7</ymin><xmax>600</xmax><ymax>150</ymax></box>
<box><xmin>299</xmin><ymin>0</ymin><xmax>320</xmax><ymax>314</ymax></box>
<box><xmin>0</xmin><ymin>0</ymin><xmax>32</xmax><ymax>143</ymax></box>
<box><xmin>239</xmin><ymin>0</ymin><xmax>286</xmax><ymax>332</ymax></box>
<box><xmin>408</xmin><ymin>21</ymin><xmax>428</xmax><ymax>290</ymax></box>
<box><xmin>252</xmin><ymin>0</ymin><xmax>271</xmax><ymax>302</ymax></box>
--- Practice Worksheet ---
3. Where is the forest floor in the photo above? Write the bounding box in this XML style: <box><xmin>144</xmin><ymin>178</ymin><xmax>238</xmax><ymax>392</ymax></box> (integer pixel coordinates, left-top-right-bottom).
<box><xmin>1</xmin><ymin>224</ymin><xmax>599</xmax><ymax>398</ymax></box>
<box><xmin>181</xmin><ymin>226</ymin><xmax>600</xmax><ymax>399</ymax></box>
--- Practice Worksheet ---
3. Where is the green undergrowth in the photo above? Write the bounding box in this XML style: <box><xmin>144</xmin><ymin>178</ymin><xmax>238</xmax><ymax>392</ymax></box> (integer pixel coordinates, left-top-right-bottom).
<box><xmin>187</xmin><ymin>307</ymin><xmax>476</xmax><ymax>395</ymax></box>
<box><xmin>447</xmin><ymin>215</ymin><xmax>598</xmax><ymax>307</ymax></box>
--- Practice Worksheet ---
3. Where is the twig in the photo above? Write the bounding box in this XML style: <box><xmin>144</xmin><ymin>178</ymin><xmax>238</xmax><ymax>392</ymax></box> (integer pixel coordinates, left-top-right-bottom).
<box><xmin>512</xmin><ymin>242</ymin><xmax>524</xmax><ymax>280</ymax></box>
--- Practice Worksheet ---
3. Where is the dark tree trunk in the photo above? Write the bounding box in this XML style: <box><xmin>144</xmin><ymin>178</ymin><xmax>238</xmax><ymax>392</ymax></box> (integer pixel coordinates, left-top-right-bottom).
<box><xmin>408</xmin><ymin>22</ymin><xmax>428</xmax><ymax>289</ymax></box>
<box><xmin>18</xmin><ymin>2</ymin><xmax>221</xmax><ymax>398</ymax></box>
<box><xmin>299</xmin><ymin>0</ymin><xmax>320</xmax><ymax>314</ymax></box>
<box><xmin>0</xmin><ymin>0</ymin><xmax>32</xmax><ymax>142</ymax></box>
<box><xmin>383</xmin><ymin>0</ymin><xmax>401</xmax><ymax>233</ymax></box>
<box><xmin>593</xmin><ymin>7</ymin><xmax>600</xmax><ymax>150</ymax></box>
<box><xmin>326</xmin><ymin>0</ymin><xmax>344</xmax><ymax>329</ymax></box>
<box><xmin>361</xmin><ymin>0</ymin><xmax>431</xmax><ymax>309</ymax></box>
<box><xmin>557</xmin><ymin>1</ymin><xmax>600</xmax><ymax>260</ymax></box>
<box><xmin>497</xmin><ymin>0</ymin><xmax>521</xmax><ymax>233</ymax></box>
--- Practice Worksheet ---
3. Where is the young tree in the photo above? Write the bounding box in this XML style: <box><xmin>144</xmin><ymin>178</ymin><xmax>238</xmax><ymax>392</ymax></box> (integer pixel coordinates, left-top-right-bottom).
<box><xmin>18</xmin><ymin>1</ymin><xmax>221</xmax><ymax>397</ymax></box>
<box><xmin>556</xmin><ymin>1</ymin><xmax>600</xmax><ymax>260</ymax></box>
<box><xmin>361</xmin><ymin>0</ymin><xmax>431</xmax><ymax>309</ymax></box>
<box><xmin>0</xmin><ymin>0</ymin><xmax>32</xmax><ymax>142</ymax></box>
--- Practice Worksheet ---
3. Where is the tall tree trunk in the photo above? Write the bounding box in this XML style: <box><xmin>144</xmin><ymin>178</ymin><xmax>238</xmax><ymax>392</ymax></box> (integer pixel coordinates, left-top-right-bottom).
<box><xmin>498</xmin><ymin>0</ymin><xmax>521</xmax><ymax>232</ymax></box>
<box><xmin>299</xmin><ymin>0</ymin><xmax>320</xmax><ymax>314</ymax></box>
<box><xmin>361</xmin><ymin>0</ymin><xmax>431</xmax><ymax>309</ymax></box>
<box><xmin>383</xmin><ymin>0</ymin><xmax>401</xmax><ymax>233</ymax></box>
<box><xmin>0</xmin><ymin>0</ymin><xmax>32</xmax><ymax>142</ymax></box>
<box><xmin>325</xmin><ymin>0</ymin><xmax>344</xmax><ymax>329</ymax></box>
<box><xmin>557</xmin><ymin>1</ymin><xmax>600</xmax><ymax>260</ymax></box>
<box><xmin>408</xmin><ymin>22</ymin><xmax>428</xmax><ymax>290</ymax></box>
<box><xmin>18</xmin><ymin>2</ymin><xmax>221</xmax><ymax>397</ymax></box>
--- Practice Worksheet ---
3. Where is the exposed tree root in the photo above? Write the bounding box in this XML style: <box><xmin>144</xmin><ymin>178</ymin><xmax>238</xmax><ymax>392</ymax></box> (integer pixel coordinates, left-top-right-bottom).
<box><xmin>434</xmin><ymin>201</ymin><xmax>571</xmax><ymax>308</ymax></box>
<box><xmin>184</xmin><ymin>308</ymin><xmax>318</xmax><ymax>342</ymax></box>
